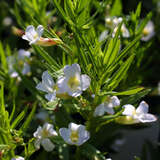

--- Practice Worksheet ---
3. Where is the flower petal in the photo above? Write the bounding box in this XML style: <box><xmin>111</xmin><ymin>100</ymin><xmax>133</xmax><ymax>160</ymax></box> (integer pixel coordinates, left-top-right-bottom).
<box><xmin>18</xmin><ymin>49</ymin><xmax>31</xmax><ymax>59</ymax></box>
<box><xmin>42</xmin><ymin>71</ymin><xmax>54</xmax><ymax>88</ymax></box>
<box><xmin>81</xmin><ymin>74</ymin><xmax>91</xmax><ymax>91</ymax></box>
<box><xmin>33</xmin><ymin>126</ymin><xmax>42</xmax><ymax>138</ymax></box>
<box><xmin>22</xmin><ymin>63</ymin><xmax>30</xmax><ymax>75</ymax></box>
<box><xmin>41</xmin><ymin>138</ymin><xmax>55</xmax><ymax>152</ymax></box>
<box><xmin>43</xmin><ymin>123</ymin><xmax>57</xmax><ymax>136</ymax></box>
<box><xmin>36</xmin><ymin>25</ymin><xmax>44</xmax><ymax>37</ymax></box>
<box><xmin>59</xmin><ymin>128</ymin><xmax>71</xmax><ymax>144</ymax></box>
<box><xmin>104</xmin><ymin>106</ymin><xmax>115</xmax><ymax>115</ymax></box>
<box><xmin>122</xmin><ymin>104</ymin><xmax>135</xmax><ymax>116</ymax></box>
<box><xmin>94</xmin><ymin>104</ymin><xmax>106</xmax><ymax>117</ymax></box>
<box><xmin>77</xmin><ymin>125</ymin><xmax>90</xmax><ymax>146</ymax></box>
<box><xmin>34</xmin><ymin>139</ymin><xmax>41</xmax><ymax>150</ymax></box>
<box><xmin>69</xmin><ymin>123</ymin><xmax>80</xmax><ymax>131</ymax></box>
<box><xmin>45</xmin><ymin>92</ymin><xmax>56</xmax><ymax>102</ymax></box>
<box><xmin>11</xmin><ymin>156</ymin><xmax>24</xmax><ymax>160</ymax></box>
<box><xmin>64</xmin><ymin>64</ymin><xmax>81</xmax><ymax>77</ymax></box>
<box><xmin>138</xmin><ymin>113</ymin><xmax>157</xmax><ymax>123</ymax></box>
<box><xmin>136</xmin><ymin>101</ymin><xmax>148</xmax><ymax>114</ymax></box>
<box><xmin>111</xmin><ymin>96</ymin><xmax>120</xmax><ymax>107</ymax></box>
<box><xmin>36</xmin><ymin>82</ymin><xmax>48</xmax><ymax>92</ymax></box>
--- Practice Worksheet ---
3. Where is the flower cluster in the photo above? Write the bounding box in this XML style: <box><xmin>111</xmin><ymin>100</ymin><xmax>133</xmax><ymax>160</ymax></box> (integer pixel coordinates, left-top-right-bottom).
<box><xmin>93</xmin><ymin>96</ymin><xmax>157</xmax><ymax>124</ymax></box>
<box><xmin>99</xmin><ymin>16</ymin><xmax>130</xmax><ymax>41</ymax></box>
<box><xmin>7</xmin><ymin>49</ymin><xmax>31</xmax><ymax>78</ymax></box>
<box><xmin>33</xmin><ymin>122</ymin><xmax>90</xmax><ymax>152</ymax></box>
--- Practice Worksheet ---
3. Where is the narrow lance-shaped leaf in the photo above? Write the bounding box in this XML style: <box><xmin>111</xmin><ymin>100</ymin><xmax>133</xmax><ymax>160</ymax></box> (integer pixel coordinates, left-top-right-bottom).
<box><xmin>20</xmin><ymin>102</ymin><xmax>37</xmax><ymax>132</ymax></box>
<box><xmin>107</xmin><ymin>54</ymin><xmax>135</xmax><ymax>90</ymax></box>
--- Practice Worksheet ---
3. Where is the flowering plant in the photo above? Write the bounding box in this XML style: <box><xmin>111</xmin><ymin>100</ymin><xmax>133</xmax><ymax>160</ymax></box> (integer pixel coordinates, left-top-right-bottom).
<box><xmin>0</xmin><ymin>0</ymin><xmax>159</xmax><ymax>160</ymax></box>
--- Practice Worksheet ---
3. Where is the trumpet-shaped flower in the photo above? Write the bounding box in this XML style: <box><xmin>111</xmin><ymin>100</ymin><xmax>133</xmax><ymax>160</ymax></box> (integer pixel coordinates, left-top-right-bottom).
<box><xmin>22</xmin><ymin>25</ymin><xmax>44</xmax><ymax>45</ymax></box>
<box><xmin>141</xmin><ymin>21</ymin><xmax>155</xmax><ymax>41</ymax></box>
<box><xmin>36</xmin><ymin>71</ymin><xmax>58</xmax><ymax>102</ymax></box>
<box><xmin>57</xmin><ymin>64</ymin><xmax>91</xmax><ymax>97</ymax></box>
<box><xmin>22</xmin><ymin>25</ymin><xmax>62</xmax><ymax>46</ymax></box>
<box><xmin>59</xmin><ymin>122</ymin><xmax>90</xmax><ymax>146</ymax></box>
<box><xmin>7</xmin><ymin>49</ymin><xmax>31</xmax><ymax>78</ymax></box>
<box><xmin>33</xmin><ymin>123</ymin><xmax>57</xmax><ymax>152</ymax></box>
<box><xmin>94</xmin><ymin>96</ymin><xmax>120</xmax><ymax>116</ymax></box>
<box><xmin>122</xmin><ymin>101</ymin><xmax>157</xmax><ymax>123</ymax></box>
<box><xmin>11</xmin><ymin>156</ymin><xmax>24</xmax><ymax>160</ymax></box>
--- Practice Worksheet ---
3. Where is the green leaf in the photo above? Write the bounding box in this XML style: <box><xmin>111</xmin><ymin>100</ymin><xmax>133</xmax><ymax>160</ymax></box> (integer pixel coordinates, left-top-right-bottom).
<box><xmin>0</xmin><ymin>42</ymin><xmax>7</xmax><ymax>72</ymax></box>
<box><xmin>121</xmin><ymin>88</ymin><xmax>151</xmax><ymax>105</ymax></box>
<box><xmin>33</xmin><ymin>46</ymin><xmax>61</xmax><ymax>71</ymax></box>
<box><xmin>100</xmin><ymin>87</ymin><xmax>145</xmax><ymax>96</ymax></box>
<box><xmin>20</xmin><ymin>102</ymin><xmax>37</xmax><ymax>132</ymax></box>
<box><xmin>11</xmin><ymin>107</ymin><xmax>28</xmax><ymax>129</ymax></box>
<box><xmin>107</xmin><ymin>55</ymin><xmax>135</xmax><ymax>90</ymax></box>
<box><xmin>110</xmin><ymin>0</ymin><xmax>122</xmax><ymax>16</ymax></box>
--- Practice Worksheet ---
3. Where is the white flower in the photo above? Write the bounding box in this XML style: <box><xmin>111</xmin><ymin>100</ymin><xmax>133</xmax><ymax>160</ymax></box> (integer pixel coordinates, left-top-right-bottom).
<box><xmin>33</xmin><ymin>123</ymin><xmax>57</xmax><ymax>152</ymax></box>
<box><xmin>11</xmin><ymin>156</ymin><xmax>24</xmax><ymax>160</ymax></box>
<box><xmin>141</xmin><ymin>21</ymin><xmax>155</xmax><ymax>41</ymax></box>
<box><xmin>36</xmin><ymin>71</ymin><xmax>59</xmax><ymax>102</ymax></box>
<box><xmin>57</xmin><ymin>64</ymin><xmax>91</xmax><ymax>97</ymax></box>
<box><xmin>7</xmin><ymin>49</ymin><xmax>31</xmax><ymax>78</ymax></box>
<box><xmin>22</xmin><ymin>25</ymin><xmax>44</xmax><ymax>45</ymax></box>
<box><xmin>105</xmin><ymin>16</ymin><xmax>130</xmax><ymax>38</ymax></box>
<box><xmin>59</xmin><ymin>122</ymin><xmax>90</xmax><ymax>146</ymax></box>
<box><xmin>122</xmin><ymin>101</ymin><xmax>157</xmax><ymax>123</ymax></box>
<box><xmin>94</xmin><ymin>96</ymin><xmax>120</xmax><ymax>116</ymax></box>
<box><xmin>22</xmin><ymin>25</ymin><xmax>62</xmax><ymax>46</ymax></box>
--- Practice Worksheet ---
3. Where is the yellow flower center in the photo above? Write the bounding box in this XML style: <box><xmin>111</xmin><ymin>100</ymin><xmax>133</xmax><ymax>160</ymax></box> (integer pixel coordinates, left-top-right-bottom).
<box><xmin>18</xmin><ymin>60</ymin><xmax>24</xmax><ymax>67</ymax></box>
<box><xmin>70</xmin><ymin>130</ymin><xmax>79</xmax><ymax>142</ymax></box>
<box><xmin>42</xmin><ymin>129</ymin><xmax>49</xmax><ymax>138</ymax></box>
<box><xmin>67</xmin><ymin>76</ymin><xmax>80</xmax><ymax>90</ymax></box>
<box><xmin>33</xmin><ymin>33</ymin><xmax>38</xmax><ymax>39</ymax></box>
<box><xmin>106</xmin><ymin>19</ymin><xmax>112</xmax><ymax>26</ymax></box>
<box><xmin>132</xmin><ymin>109</ymin><xmax>136</xmax><ymax>116</ymax></box>
<box><xmin>53</xmin><ymin>84</ymin><xmax>59</xmax><ymax>91</ymax></box>
<box><xmin>142</xmin><ymin>28</ymin><xmax>149</xmax><ymax>36</ymax></box>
